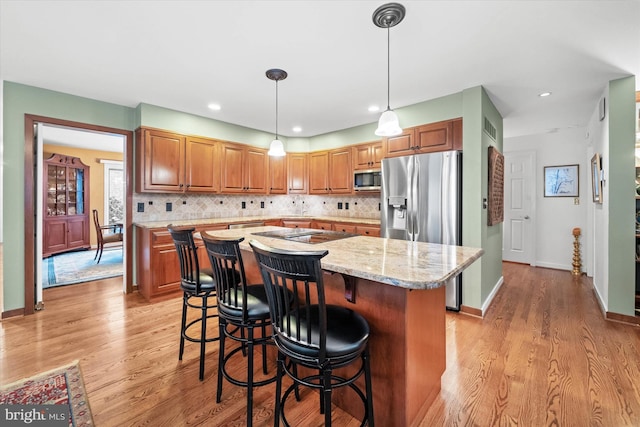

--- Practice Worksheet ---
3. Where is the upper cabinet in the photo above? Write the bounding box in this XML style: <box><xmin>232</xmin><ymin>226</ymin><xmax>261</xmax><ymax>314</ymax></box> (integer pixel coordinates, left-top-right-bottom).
<box><xmin>268</xmin><ymin>155</ymin><xmax>287</xmax><ymax>194</ymax></box>
<box><xmin>287</xmin><ymin>152</ymin><xmax>308</xmax><ymax>194</ymax></box>
<box><xmin>384</xmin><ymin>118</ymin><xmax>462</xmax><ymax>158</ymax></box>
<box><xmin>353</xmin><ymin>141</ymin><xmax>384</xmax><ymax>170</ymax></box>
<box><xmin>136</xmin><ymin>128</ymin><xmax>219</xmax><ymax>193</ymax></box>
<box><xmin>220</xmin><ymin>142</ymin><xmax>269</xmax><ymax>194</ymax></box>
<box><xmin>309</xmin><ymin>148</ymin><xmax>352</xmax><ymax>194</ymax></box>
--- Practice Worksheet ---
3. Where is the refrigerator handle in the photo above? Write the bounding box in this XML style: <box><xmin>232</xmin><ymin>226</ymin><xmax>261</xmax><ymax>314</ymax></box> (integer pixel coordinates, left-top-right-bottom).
<box><xmin>412</xmin><ymin>155</ymin><xmax>420</xmax><ymax>241</ymax></box>
<box><xmin>407</xmin><ymin>156</ymin><xmax>415</xmax><ymax>241</ymax></box>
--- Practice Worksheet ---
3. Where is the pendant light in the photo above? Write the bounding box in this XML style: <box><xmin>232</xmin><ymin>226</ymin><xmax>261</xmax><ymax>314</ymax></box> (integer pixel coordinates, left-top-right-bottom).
<box><xmin>266</xmin><ymin>68</ymin><xmax>287</xmax><ymax>157</ymax></box>
<box><xmin>373</xmin><ymin>3</ymin><xmax>405</xmax><ymax>137</ymax></box>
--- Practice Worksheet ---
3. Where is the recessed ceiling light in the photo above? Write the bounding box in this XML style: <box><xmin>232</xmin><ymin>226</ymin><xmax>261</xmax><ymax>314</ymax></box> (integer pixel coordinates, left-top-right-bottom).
<box><xmin>538</xmin><ymin>92</ymin><xmax>552</xmax><ymax>97</ymax></box>
<box><xmin>292</xmin><ymin>126</ymin><xmax>302</xmax><ymax>133</ymax></box>
<box><xmin>208</xmin><ymin>103</ymin><xmax>221</xmax><ymax>111</ymax></box>
<box><xmin>368</xmin><ymin>105</ymin><xmax>380</xmax><ymax>112</ymax></box>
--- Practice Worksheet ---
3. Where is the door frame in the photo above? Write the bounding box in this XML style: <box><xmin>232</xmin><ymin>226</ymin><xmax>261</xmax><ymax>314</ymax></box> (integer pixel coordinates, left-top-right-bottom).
<box><xmin>24</xmin><ymin>114</ymin><xmax>134</xmax><ymax>315</ymax></box>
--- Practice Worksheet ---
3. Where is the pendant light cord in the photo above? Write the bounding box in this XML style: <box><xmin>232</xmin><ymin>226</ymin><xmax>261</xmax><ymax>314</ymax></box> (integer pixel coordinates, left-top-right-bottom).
<box><xmin>275</xmin><ymin>79</ymin><xmax>279</xmax><ymax>139</ymax></box>
<box><xmin>386</xmin><ymin>25</ymin><xmax>391</xmax><ymax>111</ymax></box>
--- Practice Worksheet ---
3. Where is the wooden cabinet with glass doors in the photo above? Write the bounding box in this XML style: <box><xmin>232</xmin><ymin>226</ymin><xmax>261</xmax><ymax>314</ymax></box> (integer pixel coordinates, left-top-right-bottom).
<box><xmin>43</xmin><ymin>154</ymin><xmax>91</xmax><ymax>257</ymax></box>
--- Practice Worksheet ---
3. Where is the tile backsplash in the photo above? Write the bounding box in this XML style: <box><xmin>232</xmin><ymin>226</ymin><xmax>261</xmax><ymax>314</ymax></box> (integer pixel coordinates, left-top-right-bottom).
<box><xmin>132</xmin><ymin>193</ymin><xmax>381</xmax><ymax>223</ymax></box>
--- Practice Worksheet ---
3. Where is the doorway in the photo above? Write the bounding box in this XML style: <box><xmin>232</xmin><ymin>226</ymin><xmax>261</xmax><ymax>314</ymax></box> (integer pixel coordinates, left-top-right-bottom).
<box><xmin>37</xmin><ymin>125</ymin><xmax>126</xmax><ymax>303</ymax></box>
<box><xmin>24</xmin><ymin>115</ymin><xmax>134</xmax><ymax>315</ymax></box>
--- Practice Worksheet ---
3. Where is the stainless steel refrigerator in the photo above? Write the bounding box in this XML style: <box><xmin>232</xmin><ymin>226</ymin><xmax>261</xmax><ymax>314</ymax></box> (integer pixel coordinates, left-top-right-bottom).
<box><xmin>381</xmin><ymin>150</ymin><xmax>462</xmax><ymax>310</ymax></box>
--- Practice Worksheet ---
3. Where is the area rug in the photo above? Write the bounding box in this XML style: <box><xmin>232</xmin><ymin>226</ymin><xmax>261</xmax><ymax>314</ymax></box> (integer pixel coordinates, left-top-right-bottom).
<box><xmin>0</xmin><ymin>360</ymin><xmax>94</xmax><ymax>426</ymax></box>
<box><xmin>43</xmin><ymin>248</ymin><xmax>123</xmax><ymax>288</ymax></box>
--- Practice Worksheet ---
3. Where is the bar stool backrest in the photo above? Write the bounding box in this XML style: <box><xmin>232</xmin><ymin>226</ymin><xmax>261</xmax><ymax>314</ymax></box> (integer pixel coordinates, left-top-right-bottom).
<box><xmin>201</xmin><ymin>235</ymin><xmax>249</xmax><ymax>322</ymax></box>
<box><xmin>249</xmin><ymin>239</ymin><xmax>329</xmax><ymax>364</ymax></box>
<box><xmin>167</xmin><ymin>225</ymin><xmax>201</xmax><ymax>293</ymax></box>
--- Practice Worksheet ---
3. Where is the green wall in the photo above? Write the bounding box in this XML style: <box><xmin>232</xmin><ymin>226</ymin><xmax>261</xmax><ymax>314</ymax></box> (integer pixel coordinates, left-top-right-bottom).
<box><xmin>607</xmin><ymin>76</ymin><xmax>636</xmax><ymax>316</ymax></box>
<box><xmin>2</xmin><ymin>81</ymin><xmax>136</xmax><ymax>311</ymax></box>
<box><xmin>2</xmin><ymin>81</ymin><xmax>501</xmax><ymax>314</ymax></box>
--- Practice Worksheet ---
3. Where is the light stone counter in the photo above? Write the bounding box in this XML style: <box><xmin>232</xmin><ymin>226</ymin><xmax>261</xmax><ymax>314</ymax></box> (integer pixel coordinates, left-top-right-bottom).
<box><xmin>134</xmin><ymin>215</ymin><xmax>380</xmax><ymax>229</ymax></box>
<box><xmin>201</xmin><ymin>226</ymin><xmax>483</xmax><ymax>290</ymax></box>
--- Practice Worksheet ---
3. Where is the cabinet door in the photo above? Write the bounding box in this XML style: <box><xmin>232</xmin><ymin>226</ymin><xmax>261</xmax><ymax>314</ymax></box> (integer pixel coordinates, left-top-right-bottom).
<box><xmin>328</xmin><ymin>148</ymin><xmax>352</xmax><ymax>193</ymax></box>
<box><xmin>312</xmin><ymin>221</ymin><xmax>333</xmax><ymax>231</ymax></box>
<box><xmin>220</xmin><ymin>143</ymin><xmax>246</xmax><ymax>193</ymax></box>
<box><xmin>269</xmin><ymin>155</ymin><xmax>287</xmax><ymax>194</ymax></box>
<box><xmin>309</xmin><ymin>151</ymin><xmax>330</xmax><ymax>194</ymax></box>
<box><xmin>245</xmin><ymin>147</ymin><xmax>268</xmax><ymax>193</ymax></box>
<box><xmin>371</xmin><ymin>142</ymin><xmax>384</xmax><ymax>168</ymax></box>
<box><xmin>353</xmin><ymin>144</ymin><xmax>373</xmax><ymax>170</ymax></box>
<box><xmin>384</xmin><ymin>129</ymin><xmax>415</xmax><ymax>158</ymax></box>
<box><xmin>142</xmin><ymin>129</ymin><xmax>186</xmax><ymax>192</ymax></box>
<box><xmin>186</xmin><ymin>137</ymin><xmax>219</xmax><ymax>193</ymax></box>
<box><xmin>43</xmin><ymin>218</ymin><xmax>68</xmax><ymax>256</ymax></box>
<box><xmin>287</xmin><ymin>153</ymin><xmax>308</xmax><ymax>194</ymax></box>
<box><xmin>67</xmin><ymin>216</ymin><xmax>88</xmax><ymax>249</ymax></box>
<box><xmin>152</xmin><ymin>245</ymin><xmax>182</xmax><ymax>295</ymax></box>
<box><xmin>415</xmin><ymin>121</ymin><xmax>453</xmax><ymax>153</ymax></box>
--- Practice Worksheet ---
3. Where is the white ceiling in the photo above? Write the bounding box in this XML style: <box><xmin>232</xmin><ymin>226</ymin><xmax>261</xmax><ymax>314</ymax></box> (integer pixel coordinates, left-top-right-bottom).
<box><xmin>1</xmin><ymin>0</ymin><xmax>639</xmax><ymax>146</ymax></box>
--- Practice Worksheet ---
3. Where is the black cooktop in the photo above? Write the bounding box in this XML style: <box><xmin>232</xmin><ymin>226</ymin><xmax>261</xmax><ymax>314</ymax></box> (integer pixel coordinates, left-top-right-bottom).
<box><xmin>251</xmin><ymin>228</ymin><xmax>358</xmax><ymax>244</ymax></box>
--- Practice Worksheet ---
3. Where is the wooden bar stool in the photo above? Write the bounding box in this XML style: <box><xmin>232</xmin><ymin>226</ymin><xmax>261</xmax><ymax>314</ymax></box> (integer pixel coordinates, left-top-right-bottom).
<box><xmin>250</xmin><ymin>239</ymin><xmax>375</xmax><ymax>427</ymax></box>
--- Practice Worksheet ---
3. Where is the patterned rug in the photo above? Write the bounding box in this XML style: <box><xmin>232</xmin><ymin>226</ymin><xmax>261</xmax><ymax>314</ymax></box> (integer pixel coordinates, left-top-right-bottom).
<box><xmin>43</xmin><ymin>248</ymin><xmax>123</xmax><ymax>288</ymax></box>
<box><xmin>0</xmin><ymin>360</ymin><xmax>94</xmax><ymax>426</ymax></box>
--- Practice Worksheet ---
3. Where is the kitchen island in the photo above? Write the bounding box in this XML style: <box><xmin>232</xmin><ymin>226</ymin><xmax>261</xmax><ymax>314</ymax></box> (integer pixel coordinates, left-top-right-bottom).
<box><xmin>201</xmin><ymin>226</ymin><xmax>483</xmax><ymax>426</ymax></box>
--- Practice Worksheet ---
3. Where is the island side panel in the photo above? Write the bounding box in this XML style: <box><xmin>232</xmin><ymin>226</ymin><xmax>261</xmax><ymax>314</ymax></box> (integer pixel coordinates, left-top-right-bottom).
<box><xmin>406</xmin><ymin>285</ymin><xmax>446</xmax><ymax>426</ymax></box>
<box><xmin>321</xmin><ymin>272</ymin><xmax>409</xmax><ymax>427</ymax></box>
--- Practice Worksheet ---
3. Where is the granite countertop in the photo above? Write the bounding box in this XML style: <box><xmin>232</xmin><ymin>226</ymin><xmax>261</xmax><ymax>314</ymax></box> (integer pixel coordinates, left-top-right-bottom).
<box><xmin>200</xmin><ymin>226</ymin><xmax>483</xmax><ymax>291</ymax></box>
<box><xmin>134</xmin><ymin>215</ymin><xmax>381</xmax><ymax>229</ymax></box>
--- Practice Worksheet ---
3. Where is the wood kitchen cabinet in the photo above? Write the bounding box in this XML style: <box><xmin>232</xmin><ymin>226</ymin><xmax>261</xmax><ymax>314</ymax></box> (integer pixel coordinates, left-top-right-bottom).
<box><xmin>282</xmin><ymin>219</ymin><xmax>312</xmax><ymax>229</ymax></box>
<box><xmin>43</xmin><ymin>154</ymin><xmax>90</xmax><ymax>257</ymax></box>
<box><xmin>220</xmin><ymin>142</ymin><xmax>269</xmax><ymax>194</ymax></box>
<box><xmin>136</xmin><ymin>223</ymin><xmax>228</xmax><ymax>301</ymax></box>
<box><xmin>309</xmin><ymin>148</ymin><xmax>352</xmax><ymax>194</ymax></box>
<box><xmin>353</xmin><ymin>141</ymin><xmax>384</xmax><ymax>170</ymax></box>
<box><xmin>384</xmin><ymin>118</ymin><xmax>462</xmax><ymax>158</ymax></box>
<box><xmin>136</xmin><ymin>128</ymin><xmax>220</xmax><ymax>193</ymax></box>
<box><xmin>268</xmin><ymin>155</ymin><xmax>287</xmax><ymax>194</ymax></box>
<box><xmin>287</xmin><ymin>152</ymin><xmax>308</xmax><ymax>194</ymax></box>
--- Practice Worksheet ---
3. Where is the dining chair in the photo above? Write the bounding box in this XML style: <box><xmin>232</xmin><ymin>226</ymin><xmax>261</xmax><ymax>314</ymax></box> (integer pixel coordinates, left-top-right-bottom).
<box><xmin>92</xmin><ymin>209</ymin><xmax>123</xmax><ymax>263</ymax></box>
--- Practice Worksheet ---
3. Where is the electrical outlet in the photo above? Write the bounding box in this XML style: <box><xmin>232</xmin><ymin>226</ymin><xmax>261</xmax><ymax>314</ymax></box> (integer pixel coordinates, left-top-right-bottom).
<box><xmin>574</xmin><ymin>197</ymin><xmax>579</xmax><ymax>205</ymax></box>
<box><xmin>260</xmin><ymin>201</ymin><xmax>265</xmax><ymax>208</ymax></box>
<box><xmin>166</xmin><ymin>202</ymin><xmax>172</xmax><ymax>212</ymax></box>
<box><xmin>338</xmin><ymin>202</ymin><xmax>343</xmax><ymax>210</ymax></box>
<box><xmin>242</xmin><ymin>201</ymin><xmax>246</xmax><ymax>209</ymax></box>
<box><xmin>137</xmin><ymin>202</ymin><xmax>144</xmax><ymax>212</ymax></box>
<box><xmin>345</xmin><ymin>202</ymin><xmax>349</xmax><ymax>210</ymax></box>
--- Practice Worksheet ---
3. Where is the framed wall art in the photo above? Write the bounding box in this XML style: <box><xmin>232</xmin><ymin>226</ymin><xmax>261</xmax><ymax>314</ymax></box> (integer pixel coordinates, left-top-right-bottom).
<box><xmin>591</xmin><ymin>153</ymin><xmax>603</xmax><ymax>203</ymax></box>
<box><xmin>544</xmin><ymin>164</ymin><xmax>579</xmax><ymax>197</ymax></box>
<box><xmin>487</xmin><ymin>146</ymin><xmax>504</xmax><ymax>226</ymax></box>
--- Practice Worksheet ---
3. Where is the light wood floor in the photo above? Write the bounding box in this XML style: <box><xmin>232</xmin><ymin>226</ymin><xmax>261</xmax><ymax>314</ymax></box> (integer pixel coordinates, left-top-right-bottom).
<box><xmin>1</xmin><ymin>263</ymin><xmax>639</xmax><ymax>426</ymax></box>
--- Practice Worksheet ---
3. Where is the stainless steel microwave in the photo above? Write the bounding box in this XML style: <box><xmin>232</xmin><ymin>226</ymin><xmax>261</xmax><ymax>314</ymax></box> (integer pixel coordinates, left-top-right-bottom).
<box><xmin>354</xmin><ymin>169</ymin><xmax>381</xmax><ymax>191</ymax></box>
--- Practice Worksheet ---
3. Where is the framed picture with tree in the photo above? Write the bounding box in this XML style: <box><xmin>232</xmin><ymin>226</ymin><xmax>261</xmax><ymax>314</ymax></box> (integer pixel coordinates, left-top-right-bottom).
<box><xmin>544</xmin><ymin>164</ymin><xmax>579</xmax><ymax>197</ymax></box>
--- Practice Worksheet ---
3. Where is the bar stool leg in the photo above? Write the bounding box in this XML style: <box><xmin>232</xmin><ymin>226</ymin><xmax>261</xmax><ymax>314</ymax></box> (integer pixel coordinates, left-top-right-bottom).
<box><xmin>364</xmin><ymin>348</ymin><xmax>375</xmax><ymax>426</ymax></box>
<box><xmin>199</xmin><ymin>295</ymin><xmax>208</xmax><ymax>381</ymax></box>
<box><xmin>247</xmin><ymin>326</ymin><xmax>254</xmax><ymax>427</ymax></box>
<box><xmin>179</xmin><ymin>294</ymin><xmax>187</xmax><ymax>361</ymax></box>
<box><xmin>216</xmin><ymin>320</ymin><xmax>226</xmax><ymax>403</ymax></box>
<box><xmin>322</xmin><ymin>368</ymin><xmax>332</xmax><ymax>426</ymax></box>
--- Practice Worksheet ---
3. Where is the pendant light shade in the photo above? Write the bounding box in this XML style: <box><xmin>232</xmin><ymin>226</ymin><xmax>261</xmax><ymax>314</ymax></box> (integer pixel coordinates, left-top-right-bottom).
<box><xmin>373</xmin><ymin>3</ymin><xmax>405</xmax><ymax>137</ymax></box>
<box><xmin>266</xmin><ymin>68</ymin><xmax>287</xmax><ymax>157</ymax></box>
<box><xmin>375</xmin><ymin>108</ymin><xmax>402</xmax><ymax>137</ymax></box>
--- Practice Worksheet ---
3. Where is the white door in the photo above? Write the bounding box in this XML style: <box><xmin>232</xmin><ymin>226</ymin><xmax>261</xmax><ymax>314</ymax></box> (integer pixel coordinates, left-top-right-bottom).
<box><xmin>503</xmin><ymin>151</ymin><xmax>536</xmax><ymax>265</ymax></box>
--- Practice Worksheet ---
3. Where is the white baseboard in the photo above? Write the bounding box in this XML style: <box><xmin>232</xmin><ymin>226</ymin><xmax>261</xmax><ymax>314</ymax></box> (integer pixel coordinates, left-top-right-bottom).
<box><xmin>535</xmin><ymin>261</ymin><xmax>571</xmax><ymax>271</ymax></box>
<box><xmin>481</xmin><ymin>275</ymin><xmax>504</xmax><ymax>315</ymax></box>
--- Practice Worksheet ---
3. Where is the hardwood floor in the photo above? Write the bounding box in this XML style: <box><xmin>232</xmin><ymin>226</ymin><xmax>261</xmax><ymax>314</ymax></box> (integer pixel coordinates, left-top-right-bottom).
<box><xmin>1</xmin><ymin>263</ymin><xmax>639</xmax><ymax>426</ymax></box>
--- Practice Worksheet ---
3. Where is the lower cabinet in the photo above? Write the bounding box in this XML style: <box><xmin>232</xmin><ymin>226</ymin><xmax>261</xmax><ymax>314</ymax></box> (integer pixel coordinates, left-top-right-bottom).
<box><xmin>282</xmin><ymin>219</ymin><xmax>312</xmax><ymax>228</ymax></box>
<box><xmin>135</xmin><ymin>223</ymin><xmax>228</xmax><ymax>301</ymax></box>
